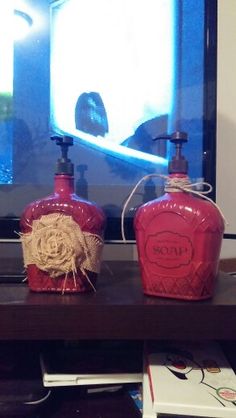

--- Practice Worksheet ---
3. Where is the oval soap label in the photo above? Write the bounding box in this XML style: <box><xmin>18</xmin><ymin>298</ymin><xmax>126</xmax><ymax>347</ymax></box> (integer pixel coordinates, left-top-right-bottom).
<box><xmin>145</xmin><ymin>231</ymin><xmax>193</xmax><ymax>269</ymax></box>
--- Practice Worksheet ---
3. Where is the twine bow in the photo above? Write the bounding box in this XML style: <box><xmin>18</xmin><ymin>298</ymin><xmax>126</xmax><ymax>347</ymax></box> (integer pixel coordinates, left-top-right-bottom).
<box><xmin>121</xmin><ymin>174</ymin><xmax>226</xmax><ymax>242</ymax></box>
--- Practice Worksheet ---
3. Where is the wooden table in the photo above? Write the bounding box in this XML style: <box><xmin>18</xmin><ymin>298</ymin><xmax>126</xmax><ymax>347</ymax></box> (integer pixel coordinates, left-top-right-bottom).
<box><xmin>0</xmin><ymin>261</ymin><xmax>235</xmax><ymax>417</ymax></box>
<box><xmin>0</xmin><ymin>261</ymin><xmax>235</xmax><ymax>341</ymax></box>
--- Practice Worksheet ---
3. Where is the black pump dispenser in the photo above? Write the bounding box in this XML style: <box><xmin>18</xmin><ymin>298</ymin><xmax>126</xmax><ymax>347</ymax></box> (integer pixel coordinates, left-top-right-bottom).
<box><xmin>51</xmin><ymin>135</ymin><xmax>74</xmax><ymax>176</ymax></box>
<box><xmin>154</xmin><ymin>131</ymin><xmax>188</xmax><ymax>174</ymax></box>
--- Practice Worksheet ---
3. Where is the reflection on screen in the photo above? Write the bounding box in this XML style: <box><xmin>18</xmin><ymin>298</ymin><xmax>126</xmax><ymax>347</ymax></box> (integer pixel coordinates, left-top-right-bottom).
<box><xmin>51</xmin><ymin>0</ymin><xmax>174</xmax><ymax>164</ymax></box>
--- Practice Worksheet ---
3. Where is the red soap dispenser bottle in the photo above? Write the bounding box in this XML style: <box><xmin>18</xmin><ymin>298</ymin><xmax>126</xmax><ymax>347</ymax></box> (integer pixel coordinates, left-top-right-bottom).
<box><xmin>134</xmin><ymin>131</ymin><xmax>224</xmax><ymax>301</ymax></box>
<box><xmin>20</xmin><ymin>135</ymin><xmax>106</xmax><ymax>293</ymax></box>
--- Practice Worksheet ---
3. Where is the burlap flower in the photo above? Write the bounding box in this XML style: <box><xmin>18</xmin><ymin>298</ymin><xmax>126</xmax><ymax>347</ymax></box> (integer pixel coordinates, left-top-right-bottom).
<box><xmin>21</xmin><ymin>213</ymin><xmax>103</xmax><ymax>278</ymax></box>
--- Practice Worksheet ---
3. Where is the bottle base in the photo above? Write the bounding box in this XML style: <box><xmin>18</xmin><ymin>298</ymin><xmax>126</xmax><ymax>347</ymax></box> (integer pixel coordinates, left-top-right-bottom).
<box><xmin>140</xmin><ymin>267</ymin><xmax>217</xmax><ymax>301</ymax></box>
<box><xmin>26</xmin><ymin>265</ymin><xmax>97</xmax><ymax>293</ymax></box>
<box><xmin>143</xmin><ymin>289</ymin><xmax>213</xmax><ymax>301</ymax></box>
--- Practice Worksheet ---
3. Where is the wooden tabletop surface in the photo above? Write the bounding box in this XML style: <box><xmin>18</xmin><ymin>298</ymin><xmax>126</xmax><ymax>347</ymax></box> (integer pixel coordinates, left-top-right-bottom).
<box><xmin>0</xmin><ymin>261</ymin><xmax>235</xmax><ymax>340</ymax></box>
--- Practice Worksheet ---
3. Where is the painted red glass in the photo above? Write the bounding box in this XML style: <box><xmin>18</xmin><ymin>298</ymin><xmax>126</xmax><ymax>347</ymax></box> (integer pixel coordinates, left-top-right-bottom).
<box><xmin>134</xmin><ymin>131</ymin><xmax>224</xmax><ymax>301</ymax></box>
<box><xmin>134</xmin><ymin>174</ymin><xmax>224</xmax><ymax>300</ymax></box>
<box><xmin>20</xmin><ymin>174</ymin><xmax>106</xmax><ymax>293</ymax></box>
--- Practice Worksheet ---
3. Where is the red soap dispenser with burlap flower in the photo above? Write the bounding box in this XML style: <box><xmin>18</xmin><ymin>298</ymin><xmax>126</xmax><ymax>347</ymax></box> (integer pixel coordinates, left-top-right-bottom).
<box><xmin>20</xmin><ymin>135</ymin><xmax>106</xmax><ymax>293</ymax></box>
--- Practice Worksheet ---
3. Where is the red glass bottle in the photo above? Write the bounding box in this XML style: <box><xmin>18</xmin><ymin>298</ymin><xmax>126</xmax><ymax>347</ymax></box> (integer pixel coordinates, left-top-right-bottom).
<box><xmin>20</xmin><ymin>135</ymin><xmax>106</xmax><ymax>293</ymax></box>
<box><xmin>134</xmin><ymin>132</ymin><xmax>224</xmax><ymax>301</ymax></box>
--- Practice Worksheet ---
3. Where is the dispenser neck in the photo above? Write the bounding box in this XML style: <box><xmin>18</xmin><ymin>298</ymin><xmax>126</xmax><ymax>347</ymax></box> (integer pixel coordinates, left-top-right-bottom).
<box><xmin>54</xmin><ymin>174</ymin><xmax>74</xmax><ymax>196</ymax></box>
<box><xmin>168</xmin><ymin>132</ymin><xmax>188</xmax><ymax>174</ymax></box>
<box><xmin>51</xmin><ymin>135</ymin><xmax>74</xmax><ymax>176</ymax></box>
<box><xmin>153</xmin><ymin>131</ymin><xmax>188</xmax><ymax>174</ymax></box>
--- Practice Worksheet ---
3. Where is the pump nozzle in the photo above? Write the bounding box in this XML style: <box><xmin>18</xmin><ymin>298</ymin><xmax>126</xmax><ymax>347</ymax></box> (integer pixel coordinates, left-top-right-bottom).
<box><xmin>51</xmin><ymin>135</ymin><xmax>74</xmax><ymax>176</ymax></box>
<box><xmin>154</xmin><ymin>131</ymin><xmax>188</xmax><ymax>174</ymax></box>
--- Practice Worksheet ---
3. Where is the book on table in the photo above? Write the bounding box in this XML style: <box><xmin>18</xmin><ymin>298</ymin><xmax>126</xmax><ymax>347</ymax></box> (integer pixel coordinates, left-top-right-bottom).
<box><xmin>40</xmin><ymin>341</ymin><xmax>143</xmax><ymax>387</ymax></box>
<box><xmin>144</xmin><ymin>340</ymin><xmax>236</xmax><ymax>418</ymax></box>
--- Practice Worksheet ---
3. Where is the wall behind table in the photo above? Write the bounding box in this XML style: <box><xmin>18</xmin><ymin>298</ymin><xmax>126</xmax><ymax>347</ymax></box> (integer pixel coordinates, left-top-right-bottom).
<box><xmin>217</xmin><ymin>0</ymin><xmax>236</xmax><ymax>258</ymax></box>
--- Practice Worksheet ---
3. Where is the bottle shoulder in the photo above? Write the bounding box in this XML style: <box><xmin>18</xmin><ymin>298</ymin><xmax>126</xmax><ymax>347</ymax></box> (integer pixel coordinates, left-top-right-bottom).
<box><xmin>137</xmin><ymin>191</ymin><xmax>216</xmax><ymax>211</ymax></box>
<box><xmin>134</xmin><ymin>192</ymin><xmax>224</xmax><ymax>230</ymax></box>
<box><xmin>20</xmin><ymin>193</ymin><xmax>106</xmax><ymax>234</ymax></box>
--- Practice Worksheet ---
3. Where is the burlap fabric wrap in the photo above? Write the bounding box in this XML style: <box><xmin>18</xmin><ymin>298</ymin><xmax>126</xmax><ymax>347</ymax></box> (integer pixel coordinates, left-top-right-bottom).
<box><xmin>20</xmin><ymin>213</ymin><xmax>104</xmax><ymax>281</ymax></box>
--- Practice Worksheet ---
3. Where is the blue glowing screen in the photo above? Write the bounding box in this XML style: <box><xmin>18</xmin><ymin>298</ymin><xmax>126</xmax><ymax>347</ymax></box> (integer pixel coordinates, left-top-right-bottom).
<box><xmin>0</xmin><ymin>0</ymin><xmax>206</xmax><ymax>227</ymax></box>
<box><xmin>51</xmin><ymin>0</ymin><xmax>174</xmax><ymax>166</ymax></box>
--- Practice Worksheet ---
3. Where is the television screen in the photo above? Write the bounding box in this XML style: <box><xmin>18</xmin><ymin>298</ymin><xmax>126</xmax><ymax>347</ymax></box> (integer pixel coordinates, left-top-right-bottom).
<box><xmin>0</xmin><ymin>0</ymin><xmax>216</xmax><ymax>241</ymax></box>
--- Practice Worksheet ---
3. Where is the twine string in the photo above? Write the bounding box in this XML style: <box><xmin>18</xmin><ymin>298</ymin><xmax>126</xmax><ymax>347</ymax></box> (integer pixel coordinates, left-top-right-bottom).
<box><xmin>121</xmin><ymin>174</ymin><xmax>226</xmax><ymax>242</ymax></box>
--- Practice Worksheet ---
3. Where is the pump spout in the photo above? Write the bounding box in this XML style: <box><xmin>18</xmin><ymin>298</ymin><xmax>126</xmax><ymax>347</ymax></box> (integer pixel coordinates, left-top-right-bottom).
<box><xmin>153</xmin><ymin>131</ymin><xmax>188</xmax><ymax>174</ymax></box>
<box><xmin>51</xmin><ymin>135</ymin><xmax>74</xmax><ymax>176</ymax></box>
